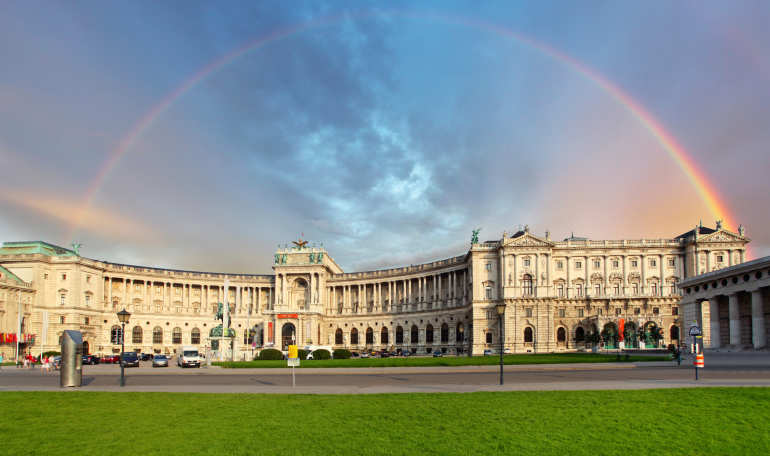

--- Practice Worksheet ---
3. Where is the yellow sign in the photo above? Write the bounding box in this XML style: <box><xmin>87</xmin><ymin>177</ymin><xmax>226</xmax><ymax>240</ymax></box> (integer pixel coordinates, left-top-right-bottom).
<box><xmin>288</xmin><ymin>345</ymin><xmax>298</xmax><ymax>359</ymax></box>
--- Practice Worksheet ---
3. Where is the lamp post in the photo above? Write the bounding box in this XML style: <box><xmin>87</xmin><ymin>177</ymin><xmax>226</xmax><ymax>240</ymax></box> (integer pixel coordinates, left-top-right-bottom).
<box><xmin>495</xmin><ymin>302</ymin><xmax>507</xmax><ymax>385</ymax></box>
<box><xmin>117</xmin><ymin>308</ymin><xmax>131</xmax><ymax>387</ymax></box>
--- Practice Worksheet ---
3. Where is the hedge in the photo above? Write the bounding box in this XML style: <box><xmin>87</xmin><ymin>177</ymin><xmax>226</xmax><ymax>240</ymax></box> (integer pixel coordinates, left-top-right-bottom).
<box><xmin>311</xmin><ymin>349</ymin><xmax>331</xmax><ymax>360</ymax></box>
<box><xmin>297</xmin><ymin>349</ymin><xmax>310</xmax><ymax>360</ymax></box>
<box><xmin>257</xmin><ymin>348</ymin><xmax>283</xmax><ymax>360</ymax></box>
<box><xmin>332</xmin><ymin>349</ymin><xmax>351</xmax><ymax>360</ymax></box>
<box><xmin>42</xmin><ymin>351</ymin><xmax>61</xmax><ymax>358</ymax></box>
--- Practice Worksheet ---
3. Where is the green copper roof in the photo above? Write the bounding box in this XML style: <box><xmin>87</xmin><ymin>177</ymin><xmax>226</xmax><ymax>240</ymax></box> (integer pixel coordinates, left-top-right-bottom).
<box><xmin>0</xmin><ymin>265</ymin><xmax>25</xmax><ymax>284</ymax></box>
<box><xmin>0</xmin><ymin>241</ymin><xmax>77</xmax><ymax>257</ymax></box>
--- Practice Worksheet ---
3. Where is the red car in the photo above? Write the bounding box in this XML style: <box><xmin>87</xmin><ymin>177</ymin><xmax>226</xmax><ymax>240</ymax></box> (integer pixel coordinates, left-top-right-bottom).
<box><xmin>100</xmin><ymin>355</ymin><xmax>120</xmax><ymax>364</ymax></box>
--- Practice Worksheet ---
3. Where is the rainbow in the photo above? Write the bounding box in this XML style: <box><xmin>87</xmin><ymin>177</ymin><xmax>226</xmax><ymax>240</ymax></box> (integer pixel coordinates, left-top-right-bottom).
<box><xmin>67</xmin><ymin>9</ymin><xmax>737</xmax><ymax>242</ymax></box>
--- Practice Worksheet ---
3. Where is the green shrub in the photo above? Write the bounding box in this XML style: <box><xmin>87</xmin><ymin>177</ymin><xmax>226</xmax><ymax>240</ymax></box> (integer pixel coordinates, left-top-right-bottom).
<box><xmin>333</xmin><ymin>349</ymin><xmax>351</xmax><ymax>359</ymax></box>
<box><xmin>42</xmin><ymin>351</ymin><xmax>61</xmax><ymax>358</ymax></box>
<box><xmin>297</xmin><ymin>349</ymin><xmax>310</xmax><ymax>360</ymax></box>
<box><xmin>257</xmin><ymin>348</ymin><xmax>283</xmax><ymax>360</ymax></box>
<box><xmin>311</xmin><ymin>349</ymin><xmax>331</xmax><ymax>360</ymax></box>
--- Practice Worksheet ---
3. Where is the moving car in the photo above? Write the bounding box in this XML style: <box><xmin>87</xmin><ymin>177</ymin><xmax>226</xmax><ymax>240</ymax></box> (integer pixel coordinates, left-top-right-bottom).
<box><xmin>120</xmin><ymin>352</ymin><xmax>139</xmax><ymax>368</ymax></box>
<box><xmin>177</xmin><ymin>346</ymin><xmax>201</xmax><ymax>368</ymax></box>
<box><xmin>432</xmin><ymin>350</ymin><xmax>443</xmax><ymax>357</ymax></box>
<box><xmin>152</xmin><ymin>355</ymin><xmax>168</xmax><ymax>367</ymax></box>
<box><xmin>82</xmin><ymin>355</ymin><xmax>100</xmax><ymax>365</ymax></box>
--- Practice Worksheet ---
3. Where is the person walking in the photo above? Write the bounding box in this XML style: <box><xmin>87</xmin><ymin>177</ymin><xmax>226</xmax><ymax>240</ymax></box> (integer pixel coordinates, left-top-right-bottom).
<box><xmin>0</xmin><ymin>352</ymin><xmax>4</xmax><ymax>373</ymax></box>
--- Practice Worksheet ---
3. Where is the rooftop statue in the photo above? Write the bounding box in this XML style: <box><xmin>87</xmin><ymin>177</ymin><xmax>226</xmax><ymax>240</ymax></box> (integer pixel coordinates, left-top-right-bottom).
<box><xmin>471</xmin><ymin>228</ymin><xmax>480</xmax><ymax>245</ymax></box>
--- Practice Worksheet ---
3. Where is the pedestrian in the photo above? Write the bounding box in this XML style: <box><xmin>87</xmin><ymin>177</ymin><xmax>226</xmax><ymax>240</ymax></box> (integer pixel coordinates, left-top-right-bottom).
<box><xmin>43</xmin><ymin>356</ymin><xmax>50</xmax><ymax>374</ymax></box>
<box><xmin>0</xmin><ymin>352</ymin><xmax>4</xmax><ymax>373</ymax></box>
<box><xmin>23</xmin><ymin>356</ymin><xmax>29</xmax><ymax>369</ymax></box>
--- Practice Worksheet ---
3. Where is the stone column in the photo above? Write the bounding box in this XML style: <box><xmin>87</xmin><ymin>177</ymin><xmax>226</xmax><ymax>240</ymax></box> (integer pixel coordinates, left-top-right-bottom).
<box><xmin>740</xmin><ymin>250</ymin><xmax>745</xmax><ymax>264</ymax></box>
<box><xmin>108</xmin><ymin>277</ymin><xmax>112</xmax><ymax>308</ymax></box>
<box><xmin>534</xmin><ymin>253</ymin><xmax>540</xmax><ymax>297</ymax></box>
<box><xmin>603</xmin><ymin>255</ymin><xmax>608</xmax><ymax>296</ymax></box>
<box><xmin>640</xmin><ymin>254</ymin><xmax>646</xmax><ymax>294</ymax></box>
<box><xmin>622</xmin><ymin>255</ymin><xmax>628</xmax><ymax>294</ymax></box>
<box><xmin>659</xmin><ymin>255</ymin><xmax>665</xmax><ymax>296</ymax></box>
<box><xmin>709</xmin><ymin>299</ymin><xmax>720</xmax><ymax>349</ymax></box>
<box><xmin>728</xmin><ymin>293</ymin><xmax>741</xmax><ymax>346</ymax></box>
<box><xmin>706</xmin><ymin>250</ymin><xmax>711</xmax><ymax>272</ymax></box>
<box><xmin>751</xmin><ymin>289</ymin><xmax>767</xmax><ymax>349</ymax></box>
<box><xmin>565</xmin><ymin>256</ymin><xmax>570</xmax><ymax>298</ymax></box>
<box><xmin>438</xmin><ymin>274</ymin><xmax>442</xmax><ymax>306</ymax></box>
<box><xmin>511</xmin><ymin>254</ymin><xmax>517</xmax><ymax>297</ymax></box>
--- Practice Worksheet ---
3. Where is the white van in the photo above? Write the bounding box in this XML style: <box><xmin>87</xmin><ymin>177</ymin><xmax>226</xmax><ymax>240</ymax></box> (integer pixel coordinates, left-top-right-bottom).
<box><xmin>303</xmin><ymin>345</ymin><xmax>333</xmax><ymax>360</ymax></box>
<box><xmin>177</xmin><ymin>345</ymin><xmax>201</xmax><ymax>368</ymax></box>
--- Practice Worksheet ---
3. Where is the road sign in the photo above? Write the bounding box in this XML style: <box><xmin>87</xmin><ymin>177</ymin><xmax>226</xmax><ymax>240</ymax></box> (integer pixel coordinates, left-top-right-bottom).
<box><xmin>688</xmin><ymin>325</ymin><xmax>702</xmax><ymax>337</ymax></box>
<box><xmin>694</xmin><ymin>353</ymin><xmax>704</xmax><ymax>368</ymax></box>
<box><xmin>287</xmin><ymin>357</ymin><xmax>300</xmax><ymax>367</ymax></box>
<box><xmin>288</xmin><ymin>345</ymin><xmax>298</xmax><ymax>359</ymax></box>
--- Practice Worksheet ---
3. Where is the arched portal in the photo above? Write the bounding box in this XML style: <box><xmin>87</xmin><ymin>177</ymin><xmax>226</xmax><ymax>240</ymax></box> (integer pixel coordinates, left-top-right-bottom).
<box><xmin>623</xmin><ymin>322</ymin><xmax>639</xmax><ymax>349</ymax></box>
<box><xmin>281</xmin><ymin>323</ymin><xmax>296</xmax><ymax>350</ymax></box>
<box><xmin>670</xmin><ymin>325</ymin><xmax>680</xmax><ymax>343</ymax></box>
<box><xmin>456</xmin><ymin>323</ymin><xmax>464</xmax><ymax>343</ymax></box>
<box><xmin>365</xmin><ymin>327</ymin><xmax>374</xmax><ymax>345</ymax></box>
<box><xmin>380</xmin><ymin>327</ymin><xmax>389</xmax><ymax>345</ymax></box>
<box><xmin>557</xmin><ymin>327</ymin><xmax>566</xmax><ymax>344</ymax></box>
<box><xmin>82</xmin><ymin>341</ymin><xmax>90</xmax><ymax>355</ymax></box>
<box><xmin>602</xmin><ymin>322</ymin><xmax>618</xmax><ymax>349</ymax></box>
<box><xmin>335</xmin><ymin>328</ymin><xmax>343</xmax><ymax>345</ymax></box>
<box><xmin>441</xmin><ymin>323</ymin><xmax>449</xmax><ymax>343</ymax></box>
<box><xmin>396</xmin><ymin>326</ymin><xmax>404</xmax><ymax>344</ymax></box>
<box><xmin>410</xmin><ymin>325</ymin><xmax>419</xmax><ymax>345</ymax></box>
<box><xmin>575</xmin><ymin>327</ymin><xmax>585</xmax><ymax>343</ymax></box>
<box><xmin>350</xmin><ymin>327</ymin><xmax>359</xmax><ymax>345</ymax></box>
<box><xmin>426</xmin><ymin>324</ymin><xmax>434</xmax><ymax>345</ymax></box>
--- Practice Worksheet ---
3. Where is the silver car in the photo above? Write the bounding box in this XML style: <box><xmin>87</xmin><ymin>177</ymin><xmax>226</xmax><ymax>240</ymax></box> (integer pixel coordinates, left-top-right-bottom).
<box><xmin>152</xmin><ymin>355</ymin><xmax>168</xmax><ymax>367</ymax></box>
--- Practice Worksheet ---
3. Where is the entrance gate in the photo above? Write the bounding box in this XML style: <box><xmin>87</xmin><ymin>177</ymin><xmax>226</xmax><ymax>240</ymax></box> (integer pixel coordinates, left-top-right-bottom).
<box><xmin>281</xmin><ymin>323</ymin><xmax>296</xmax><ymax>350</ymax></box>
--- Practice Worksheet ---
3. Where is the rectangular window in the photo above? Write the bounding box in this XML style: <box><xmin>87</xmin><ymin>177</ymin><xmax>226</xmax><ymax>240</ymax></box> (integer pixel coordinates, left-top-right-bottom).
<box><xmin>86</xmin><ymin>275</ymin><xmax>91</xmax><ymax>283</ymax></box>
<box><xmin>558</xmin><ymin>308</ymin><xmax>565</xmax><ymax>318</ymax></box>
<box><xmin>485</xmin><ymin>287</ymin><xmax>492</xmax><ymax>299</ymax></box>
<box><xmin>672</xmin><ymin>306</ymin><xmax>679</xmax><ymax>315</ymax></box>
<box><xmin>575</xmin><ymin>261</ymin><xmax>582</xmax><ymax>269</ymax></box>
<box><xmin>524</xmin><ymin>259</ymin><xmax>531</xmax><ymax>267</ymax></box>
<box><xmin>61</xmin><ymin>273</ymin><xmax>67</xmax><ymax>280</ymax></box>
<box><xmin>576</xmin><ymin>287</ymin><xmax>583</xmax><ymax>297</ymax></box>
<box><xmin>614</xmin><ymin>285</ymin><xmax>620</xmax><ymax>295</ymax></box>
<box><xmin>485</xmin><ymin>263</ymin><xmax>492</xmax><ymax>271</ymax></box>
<box><xmin>653</xmin><ymin>307</ymin><xmax>660</xmax><ymax>315</ymax></box>
<box><xmin>84</xmin><ymin>317</ymin><xmax>89</xmax><ymax>325</ymax></box>
<box><xmin>651</xmin><ymin>284</ymin><xmax>658</xmax><ymax>296</ymax></box>
<box><xmin>556</xmin><ymin>261</ymin><xmax>564</xmax><ymax>270</ymax></box>
<box><xmin>59</xmin><ymin>316</ymin><xmax>65</xmax><ymax>324</ymax></box>
<box><xmin>525</xmin><ymin>308</ymin><xmax>532</xmax><ymax>317</ymax></box>
<box><xmin>613</xmin><ymin>260</ymin><xmax>619</xmax><ymax>268</ymax></box>
<box><xmin>668</xmin><ymin>258</ymin><xmax>675</xmax><ymax>267</ymax></box>
<box><xmin>598</xmin><ymin>308</ymin><xmax>603</xmax><ymax>316</ymax></box>
<box><xmin>633</xmin><ymin>284</ymin><xmax>639</xmax><ymax>294</ymax></box>
<box><xmin>595</xmin><ymin>284</ymin><xmax>601</xmax><ymax>295</ymax></box>
<box><xmin>85</xmin><ymin>295</ymin><xmax>91</xmax><ymax>306</ymax></box>
<box><xmin>44</xmin><ymin>273</ymin><xmax>48</xmax><ymax>279</ymax></box>
<box><xmin>615</xmin><ymin>308</ymin><xmax>621</xmax><ymax>316</ymax></box>
<box><xmin>650</xmin><ymin>259</ymin><xmax>657</xmax><ymax>267</ymax></box>
<box><xmin>593</xmin><ymin>260</ymin><xmax>600</xmax><ymax>268</ymax></box>
<box><xmin>60</xmin><ymin>294</ymin><xmax>66</xmax><ymax>306</ymax></box>
<box><xmin>577</xmin><ymin>308</ymin><xmax>584</xmax><ymax>317</ymax></box>
<box><xmin>634</xmin><ymin>307</ymin><xmax>640</xmax><ymax>315</ymax></box>
<box><xmin>631</xmin><ymin>260</ymin><xmax>638</xmax><ymax>267</ymax></box>
<box><xmin>557</xmin><ymin>285</ymin><xmax>564</xmax><ymax>297</ymax></box>
<box><xmin>717</xmin><ymin>255</ymin><xmax>723</xmax><ymax>263</ymax></box>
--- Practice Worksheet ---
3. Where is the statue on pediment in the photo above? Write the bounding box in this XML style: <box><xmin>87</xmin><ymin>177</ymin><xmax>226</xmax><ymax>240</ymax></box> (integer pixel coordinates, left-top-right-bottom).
<box><xmin>471</xmin><ymin>228</ymin><xmax>480</xmax><ymax>245</ymax></box>
<box><xmin>738</xmin><ymin>224</ymin><xmax>745</xmax><ymax>236</ymax></box>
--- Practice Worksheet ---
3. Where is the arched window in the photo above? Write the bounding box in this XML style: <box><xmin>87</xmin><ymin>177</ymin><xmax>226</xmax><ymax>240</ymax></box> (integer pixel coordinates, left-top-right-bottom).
<box><xmin>335</xmin><ymin>328</ymin><xmax>343</xmax><ymax>345</ymax></box>
<box><xmin>350</xmin><ymin>328</ymin><xmax>359</xmax><ymax>345</ymax></box>
<box><xmin>523</xmin><ymin>274</ymin><xmax>533</xmax><ymax>296</ymax></box>
<box><xmin>426</xmin><ymin>325</ymin><xmax>434</xmax><ymax>344</ymax></box>
<box><xmin>153</xmin><ymin>327</ymin><xmax>163</xmax><ymax>344</ymax></box>
<box><xmin>380</xmin><ymin>327</ymin><xmax>389</xmax><ymax>344</ymax></box>
<box><xmin>524</xmin><ymin>327</ymin><xmax>533</xmax><ymax>343</ymax></box>
<box><xmin>191</xmin><ymin>328</ymin><xmax>200</xmax><ymax>345</ymax></box>
<box><xmin>396</xmin><ymin>326</ymin><xmax>404</xmax><ymax>344</ymax></box>
<box><xmin>410</xmin><ymin>325</ymin><xmax>419</xmax><ymax>344</ymax></box>
<box><xmin>456</xmin><ymin>323</ymin><xmax>464</xmax><ymax>343</ymax></box>
<box><xmin>575</xmin><ymin>327</ymin><xmax>585</xmax><ymax>343</ymax></box>
<box><xmin>485</xmin><ymin>332</ymin><xmax>492</xmax><ymax>344</ymax></box>
<box><xmin>172</xmin><ymin>327</ymin><xmax>182</xmax><ymax>344</ymax></box>
<box><xmin>110</xmin><ymin>325</ymin><xmax>122</xmax><ymax>345</ymax></box>
<box><xmin>365</xmin><ymin>327</ymin><xmax>374</xmax><ymax>345</ymax></box>
<box><xmin>441</xmin><ymin>323</ymin><xmax>449</xmax><ymax>343</ymax></box>
<box><xmin>132</xmin><ymin>326</ymin><xmax>143</xmax><ymax>344</ymax></box>
<box><xmin>557</xmin><ymin>327</ymin><xmax>566</xmax><ymax>343</ymax></box>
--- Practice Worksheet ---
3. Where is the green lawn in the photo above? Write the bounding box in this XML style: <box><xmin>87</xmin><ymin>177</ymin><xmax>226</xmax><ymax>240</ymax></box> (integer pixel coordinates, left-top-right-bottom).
<box><xmin>214</xmin><ymin>352</ymin><xmax>670</xmax><ymax>368</ymax></box>
<box><xmin>0</xmin><ymin>388</ymin><xmax>767</xmax><ymax>455</ymax></box>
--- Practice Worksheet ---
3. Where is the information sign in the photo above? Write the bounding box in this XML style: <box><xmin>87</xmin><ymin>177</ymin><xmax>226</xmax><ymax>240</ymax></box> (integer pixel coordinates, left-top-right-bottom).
<box><xmin>688</xmin><ymin>325</ymin><xmax>702</xmax><ymax>337</ymax></box>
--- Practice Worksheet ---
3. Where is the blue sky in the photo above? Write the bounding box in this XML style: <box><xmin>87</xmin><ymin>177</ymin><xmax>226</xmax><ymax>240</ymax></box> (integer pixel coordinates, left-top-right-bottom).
<box><xmin>1</xmin><ymin>1</ymin><xmax>769</xmax><ymax>273</ymax></box>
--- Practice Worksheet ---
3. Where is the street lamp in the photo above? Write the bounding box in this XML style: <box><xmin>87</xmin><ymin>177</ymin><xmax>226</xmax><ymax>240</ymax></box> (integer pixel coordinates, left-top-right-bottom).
<box><xmin>117</xmin><ymin>308</ymin><xmax>131</xmax><ymax>387</ymax></box>
<box><xmin>495</xmin><ymin>302</ymin><xmax>507</xmax><ymax>385</ymax></box>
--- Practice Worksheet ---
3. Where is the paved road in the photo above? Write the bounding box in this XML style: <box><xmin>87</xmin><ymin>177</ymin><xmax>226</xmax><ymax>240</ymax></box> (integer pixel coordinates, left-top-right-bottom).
<box><xmin>2</xmin><ymin>353</ymin><xmax>768</xmax><ymax>393</ymax></box>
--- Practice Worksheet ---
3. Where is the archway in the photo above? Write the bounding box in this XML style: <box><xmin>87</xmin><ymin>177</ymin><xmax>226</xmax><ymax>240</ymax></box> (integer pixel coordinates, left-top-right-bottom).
<box><xmin>456</xmin><ymin>322</ymin><xmax>464</xmax><ymax>343</ymax></box>
<box><xmin>426</xmin><ymin>324</ymin><xmax>434</xmax><ymax>345</ymax></box>
<box><xmin>670</xmin><ymin>325</ymin><xmax>680</xmax><ymax>344</ymax></box>
<box><xmin>82</xmin><ymin>341</ymin><xmax>89</xmax><ymax>355</ymax></box>
<box><xmin>365</xmin><ymin>327</ymin><xmax>374</xmax><ymax>345</ymax></box>
<box><xmin>396</xmin><ymin>326</ymin><xmax>404</xmax><ymax>344</ymax></box>
<box><xmin>643</xmin><ymin>321</ymin><xmax>661</xmax><ymax>348</ymax></box>
<box><xmin>601</xmin><ymin>322</ymin><xmax>618</xmax><ymax>349</ymax></box>
<box><xmin>350</xmin><ymin>327</ymin><xmax>359</xmax><ymax>345</ymax></box>
<box><xmin>575</xmin><ymin>327</ymin><xmax>585</xmax><ymax>344</ymax></box>
<box><xmin>410</xmin><ymin>325</ymin><xmax>419</xmax><ymax>345</ymax></box>
<box><xmin>524</xmin><ymin>327</ymin><xmax>533</xmax><ymax>343</ymax></box>
<box><xmin>380</xmin><ymin>327</ymin><xmax>389</xmax><ymax>345</ymax></box>
<box><xmin>556</xmin><ymin>327</ymin><xmax>566</xmax><ymax>345</ymax></box>
<box><xmin>281</xmin><ymin>323</ymin><xmax>296</xmax><ymax>350</ymax></box>
<box><xmin>291</xmin><ymin>278</ymin><xmax>309</xmax><ymax>310</ymax></box>
<box><xmin>623</xmin><ymin>322</ymin><xmax>639</xmax><ymax>349</ymax></box>
<box><xmin>441</xmin><ymin>323</ymin><xmax>449</xmax><ymax>343</ymax></box>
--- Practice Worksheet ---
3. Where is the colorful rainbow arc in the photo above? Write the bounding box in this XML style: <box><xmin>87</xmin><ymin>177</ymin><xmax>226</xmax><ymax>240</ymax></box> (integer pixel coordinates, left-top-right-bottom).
<box><xmin>67</xmin><ymin>9</ymin><xmax>737</xmax><ymax>243</ymax></box>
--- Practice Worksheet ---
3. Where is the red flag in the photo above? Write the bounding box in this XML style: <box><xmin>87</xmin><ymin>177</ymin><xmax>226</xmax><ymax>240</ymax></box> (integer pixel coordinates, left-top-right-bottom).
<box><xmin>618</xmin><ymin>319</ymin><xmax>625</xmax><ymax>342</ymax></box>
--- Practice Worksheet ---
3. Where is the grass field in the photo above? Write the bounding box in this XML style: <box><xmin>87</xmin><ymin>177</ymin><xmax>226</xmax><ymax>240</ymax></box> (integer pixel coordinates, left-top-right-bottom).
<box><xmin>0</xmin><ymin>388</ymin><xmax>767</xmax><ymax>455</ymax></box>
<box><xmin>214</xmin><ymin>352</ymin><xmax>670</xmax><ymax>368</ymax></box>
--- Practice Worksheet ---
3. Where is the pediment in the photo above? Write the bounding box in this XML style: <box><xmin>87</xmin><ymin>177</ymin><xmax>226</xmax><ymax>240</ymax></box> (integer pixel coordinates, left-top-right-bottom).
<box><xmin>503</xmin><ymin>233</ymin><xmax>554</xmax><ymax>248</ymax></box>
<box><xmin>700</xmin><ymin>229</ymin><xmax>746</xmax><ymax>243</ymax></box>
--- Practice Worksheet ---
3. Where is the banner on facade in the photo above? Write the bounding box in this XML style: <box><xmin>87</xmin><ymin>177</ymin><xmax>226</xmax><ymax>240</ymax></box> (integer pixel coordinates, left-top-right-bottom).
<box><xmin>277</xmin><ymin>314</ymin><xmax>298</xmax><ymax>319</ymax></box>
<box><xmin>618</xmin><ymin>319</ymin><xmax>625</xmax><ymax>341</ymax></box>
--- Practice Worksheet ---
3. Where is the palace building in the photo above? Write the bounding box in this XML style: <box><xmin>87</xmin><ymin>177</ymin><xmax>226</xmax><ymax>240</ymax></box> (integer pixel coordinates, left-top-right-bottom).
<box><xmin>0</xmin><ymin>223</ymin><xmax>752</xmax><ymax>360</ymax></box>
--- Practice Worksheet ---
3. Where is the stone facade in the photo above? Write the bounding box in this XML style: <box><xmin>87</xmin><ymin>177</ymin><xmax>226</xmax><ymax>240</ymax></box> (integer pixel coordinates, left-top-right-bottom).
<box><xmin>0</xmin><ymin>223</ymin><xmax>751</xmax><ymax>360</ymax></box>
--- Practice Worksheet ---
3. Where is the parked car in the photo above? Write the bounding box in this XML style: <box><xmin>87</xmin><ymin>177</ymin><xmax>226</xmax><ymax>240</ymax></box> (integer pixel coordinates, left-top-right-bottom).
<box><xmin>379</xmin><ymin>351</ymin><xmax>390</xmax><ymax>358</ymax></box>
<box><xmin>351</xmin><ymin>352</ymin><xmax>360</xmax><ymax>358</ymax></box>
<box><xmin>360</xmin><ymin>352</ymin><xmax>369</xmax><ymax>358</ymax></box>
<box><xmin>432</xmin><ymin>350</ymin><xmax>443</xmax><ymax>357</ymax></box>
<box><xmin>120</xmin><ymin>352</ymin><xmax>139</xmax><ymax>368</ymax></box>
<box><xmin>82</xmin><ymin>355</ymin><xmax>100</xmax><ymax>365</ymax></box>
<box><xmin>152</xmin><ymin>355</ymin><xmax>168</xmax><ymax>367</ymax></box>
<box><xmin>140</xmin><ymin>353</ymin><xmax>153</xmax><ymax>361</ymax></box>
<box><xmin>101</xmin><ymin>355</ymin><xmax>120</xmax><ymax>364</ymax></box>
<box><xmin>483</xmin><ymin>349</ymin><xmax>493</xmax><ymax>356</ymax></box>
<box><xmin>503</xmin><ymin>348</ymin><xmax>512</xmax><ymax>354</ymax></box>
<box><xmin>402</xmin><ymin>351</ymin><xmax>411</xmax><ymax>357</ymax></box>
<box><xmin>52</xmin><ymin>356</ymin><xmax>61</xmax><ymax>370</ymax></box>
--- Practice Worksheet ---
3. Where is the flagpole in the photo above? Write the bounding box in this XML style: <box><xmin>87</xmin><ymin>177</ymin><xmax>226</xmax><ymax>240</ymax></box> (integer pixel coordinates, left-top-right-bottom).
<box><xmin>16</xmin><ymin>290</ymin><xmax>21</xmax><ymax>363</ymax></box>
